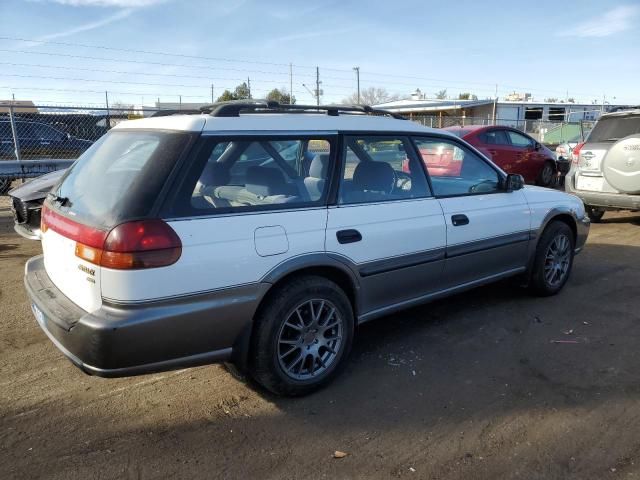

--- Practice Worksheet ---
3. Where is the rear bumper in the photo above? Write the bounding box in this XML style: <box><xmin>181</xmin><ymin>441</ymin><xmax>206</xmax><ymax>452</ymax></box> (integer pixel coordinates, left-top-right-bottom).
<box><xmin>25</xmin><ymin>255</ymin><xmax>268</xmax><ymax>377</ymax></box>
<box><xmin>566</xmin><ymin>174</ymin><xmax>640</xmax><ymax>210</ymax></box>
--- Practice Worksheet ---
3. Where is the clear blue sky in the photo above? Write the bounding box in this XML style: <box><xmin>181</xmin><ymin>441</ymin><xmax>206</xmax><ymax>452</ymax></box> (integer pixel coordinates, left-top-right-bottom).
<box><xmin>0</xmin><ymin>0</ymin><xmax>638</xmax><ymax>106</ymax></box>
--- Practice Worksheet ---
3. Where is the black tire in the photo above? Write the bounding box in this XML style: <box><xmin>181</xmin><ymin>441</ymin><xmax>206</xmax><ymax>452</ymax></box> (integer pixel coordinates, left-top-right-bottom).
<box><xmin>536</xmin><ymin>161</ymin><xmax>556</xmax><ymax>187</ymax></box>
<box><xmin>585</xmin><ymin>205</ymin><xmax>605</xmax><ymax>223</ymax></box>
<box><xmin>249</xmin><ymin>275</ymin><xmax>354</xmax><ymax>396</ymax></box>
<box><xmin>530</xmin><ymin>221</ymin><xmax>575</xmax><ymax>296</ymax></box>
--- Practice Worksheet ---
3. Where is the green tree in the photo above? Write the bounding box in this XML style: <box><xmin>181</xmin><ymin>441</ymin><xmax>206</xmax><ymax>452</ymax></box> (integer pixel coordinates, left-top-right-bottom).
<box><xmin>216</xmin><ymin>89</ymin><xmax>236</xmax><ymax>102</ymax></box>
<box><xmin>266</xmin><ymin>88</ymin><xmax>296</xmax><ymax>104</ymax></box>
<box><xmin>234</xmin><ymin>82</ymin><xmax>251</xmax><ymax>100</ymax></box>
<box><xmin>458</xmin><ymin>92</ymin><xmax>478</xmax><ymax>100</ymax></box>
<box><xmin>545</xmin><ymin>97</ymin><xmax>559</xmax><ymax>103</ymax></box>
<box><xmin>216</xmin><ymin>82</ymin><xmax>252</xmax><ymax>102</ymax></box>
<box><xmin>435</xmin><ymin>89</ymin><xmax>447</xmax><ymax>99</ymax></box>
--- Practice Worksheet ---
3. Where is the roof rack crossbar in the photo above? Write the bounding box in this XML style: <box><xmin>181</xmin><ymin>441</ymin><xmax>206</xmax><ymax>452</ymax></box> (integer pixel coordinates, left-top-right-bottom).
<box><xmin>196</xmin><ymin>99</ymin><xmax>405</xmax><ymax>120</ymax></box>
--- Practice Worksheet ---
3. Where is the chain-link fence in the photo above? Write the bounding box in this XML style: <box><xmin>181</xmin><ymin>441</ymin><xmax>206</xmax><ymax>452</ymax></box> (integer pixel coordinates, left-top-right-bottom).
<box><xmin>0</xmin><ymin>104</ymin><xmax>597</xmax><ymax>194</ymax></box>
<box><xmin>408</xmin><ymin>114</ymin><xmax>595</xmax><ymax>145</ymax></box>
<box><xmin>0</xmin><ymin>105</ymin><xmax>160</xmax><ymax>161</ymax></box>
<box><xmin>1</xmin><ymin>105</ymin><xmax>597</xmax><ymax>161</ymax></box>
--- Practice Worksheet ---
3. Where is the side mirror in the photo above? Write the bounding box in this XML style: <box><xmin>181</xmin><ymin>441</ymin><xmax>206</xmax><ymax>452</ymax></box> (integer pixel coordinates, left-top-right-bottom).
<box><xmin>505</xmin><ymin>173</ymin><xmax>525</xmax><ymax>192</ymax></box>
<box><xmin>534</xmin><ymin>142</ymin><xmax>542</xmax><ymax>151</ymax></box>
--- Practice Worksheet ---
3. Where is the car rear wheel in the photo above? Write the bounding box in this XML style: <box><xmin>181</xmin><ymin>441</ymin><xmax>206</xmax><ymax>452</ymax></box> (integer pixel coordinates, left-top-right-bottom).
<box><xmin>585</xmin><ymin>205</ymin><xmax>605</xmax><ymax>223</ymax></box>
<box><xmin>537</xmin><ymin>161</ymin><xmax>555</xmax><ymax>187</ymax></box>
<box><xmin>530</xmin><ymin>221</ymin><xmax>575</xmax><ymax>296</ymax></box>
<box><xmin>249</xmin><ymin>275</ymin><xmax>354</xmax><ymax>396</ymax></box>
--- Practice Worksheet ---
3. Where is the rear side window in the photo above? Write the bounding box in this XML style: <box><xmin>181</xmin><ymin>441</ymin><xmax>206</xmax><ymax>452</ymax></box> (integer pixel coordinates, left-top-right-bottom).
<box><xmin>480</xmin><ymin>130</ymin><xmax>509</xmax><ymax>145</ymax></box>
<box><xmin>588</xmin><ymin>116</ymin><xmax>640</xmax><ymax>143</ymax></box>
<box><xmin>53</xmin><ymin>130</ymin><xmax>191</xmax><ymax>228</ymax></box>
<box><xmin>175</xmin><ymin>136</ymin><xmax>335</xmax><ymax>215</ymax></box>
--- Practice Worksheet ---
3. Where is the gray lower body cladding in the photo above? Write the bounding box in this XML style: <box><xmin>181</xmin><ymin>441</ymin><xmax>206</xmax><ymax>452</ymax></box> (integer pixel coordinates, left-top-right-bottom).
<box><xmin>566</xmin><ymin>174</ymin><xmax>640</xmax><ymax>210</ymax></box>
<box><xmin>25</xmin><ymin>255</ymin><xmax>268</xmax><ymax>377</ymax></box>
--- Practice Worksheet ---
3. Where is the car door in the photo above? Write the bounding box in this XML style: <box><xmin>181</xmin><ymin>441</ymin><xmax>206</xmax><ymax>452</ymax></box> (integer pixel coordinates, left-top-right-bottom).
<box><xmin>475</xmin><ymin>129</ymin><xmax>512</xmax><ymax>171</ymax></box>
<box><xmin>325</xmin><ymin>135</ymin><xmax>446</xmax><ymax>318</ymax></box>
<box><xmin>505</xmin><ymin>129</ymin><xmax>540</xmax><ymax>183</ymax></box>
<box><xmin>412</xmin><ymin>136</ymin><xmax>531</xmax><ymax>288</ymax></box>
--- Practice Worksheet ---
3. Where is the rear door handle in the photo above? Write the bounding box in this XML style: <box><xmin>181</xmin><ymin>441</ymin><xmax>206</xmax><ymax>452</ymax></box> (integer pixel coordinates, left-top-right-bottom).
<box><xmin>336</xmin><ymin>229</ymin><xmax>362</xmax><ymax>244</ymax></box>
<box><xmin>451</xmin><ymin>214</ymin><xmax>469</xmax><ymax>226</ymax></box>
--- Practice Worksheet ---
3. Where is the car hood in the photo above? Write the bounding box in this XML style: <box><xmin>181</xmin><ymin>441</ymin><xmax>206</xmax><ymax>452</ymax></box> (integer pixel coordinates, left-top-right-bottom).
<box><xmin>8</xmin><ymin>169</ymin><xmax>67</xmax><ymax>202</ymax></box>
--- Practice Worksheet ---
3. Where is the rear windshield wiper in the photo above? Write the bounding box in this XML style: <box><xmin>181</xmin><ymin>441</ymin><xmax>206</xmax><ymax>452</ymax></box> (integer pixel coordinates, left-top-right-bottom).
<box><xmin>47</xmin><ymin>192</ymin><xmax>69</xmax><ymax>207</ymax></box>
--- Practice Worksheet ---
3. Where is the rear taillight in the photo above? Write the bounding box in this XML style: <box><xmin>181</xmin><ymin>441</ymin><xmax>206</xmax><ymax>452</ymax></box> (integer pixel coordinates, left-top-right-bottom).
<box><xmin>42</xmin><ymin>205</ymin><xmax>181</xmax><ymax>270</ymax></box>
<box><xmin>100</xmin><ymin>220</ymin><xmax>182</xmax><ymax>269</ymax></box>
<box><xmin>572</xmin><ymin>142</ymin><xmax>585</xmax><ymax>165</ymax></box>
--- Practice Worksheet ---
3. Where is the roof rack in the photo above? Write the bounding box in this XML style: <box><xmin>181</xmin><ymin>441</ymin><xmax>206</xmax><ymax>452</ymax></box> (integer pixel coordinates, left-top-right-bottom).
<box><xmin>150</xmin><ymin>109</ymin><xmax>202</xmax><ymax>117</ymax></box>
<box><xmin>197</xmin><ymin>99</ymin><xmax>406</xmax><ymax>120</ymax></box>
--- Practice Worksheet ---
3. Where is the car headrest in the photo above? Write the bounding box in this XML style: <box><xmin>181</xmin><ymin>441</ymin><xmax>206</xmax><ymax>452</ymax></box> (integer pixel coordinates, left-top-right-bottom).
<box><xmin>245</xmin><ymin>166</ymin><xmax>287</xmax><ymax>197</ymax></box>
<box><xmin>309</xmin><ymin>154</ymin><xmax>330</xmax><ymax>179</ymax></box>
<box><xmin>200</xmin><ymin>162</ymin><xmax>230</xmax><ymax>186</ymax></box>
<box><xmin>353</xmin><ymin>161</ymin><xmax>395</xmax><ymax>193</ymax></box>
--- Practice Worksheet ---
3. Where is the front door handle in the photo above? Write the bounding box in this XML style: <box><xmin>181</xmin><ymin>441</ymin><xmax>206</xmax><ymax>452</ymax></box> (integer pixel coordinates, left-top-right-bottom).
<box><xmin>336</xmin><ymin>229</ymin><xmax>362</xmax><ymax>244</ymax></box>
<box><xmin>451</xmin><ymin>214</ymin><xmax>469</xmax><ymax>226</ymax></box>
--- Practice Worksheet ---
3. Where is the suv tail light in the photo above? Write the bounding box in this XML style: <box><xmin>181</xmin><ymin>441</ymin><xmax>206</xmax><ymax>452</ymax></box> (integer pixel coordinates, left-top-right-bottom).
<box><xmin>42</xmin><ymin>206</ymin><xmax>181</xmax><ymax>269</ymax></box>
<box><xmin>572</xmin><ymin>142</ymin><xmax>585</xmax><ymax>165</ymax></box>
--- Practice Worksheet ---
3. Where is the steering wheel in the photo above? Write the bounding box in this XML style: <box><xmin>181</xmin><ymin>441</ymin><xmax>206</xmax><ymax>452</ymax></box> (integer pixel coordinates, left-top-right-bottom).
<box><xmin>393</xmin><ymin>170</ymin><xmax>413</xmax><ymax>192</ymax></box>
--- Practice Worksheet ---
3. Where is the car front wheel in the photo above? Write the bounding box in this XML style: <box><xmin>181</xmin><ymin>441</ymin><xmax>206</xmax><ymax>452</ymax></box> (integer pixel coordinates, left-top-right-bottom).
<box><xmin>530</xmin><ymin>221</ymin><xmax>575</xmax><ymax>296</ymax></box>
<box><xmin>250</xmin><ymin>275</ymin><xmax>354</xmax><ymax>396</ymax></box>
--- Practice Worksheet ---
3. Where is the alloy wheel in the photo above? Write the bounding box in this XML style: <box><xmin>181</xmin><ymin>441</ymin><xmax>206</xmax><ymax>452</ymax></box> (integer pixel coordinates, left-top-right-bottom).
<box><xmin>544</xmin><ymin>234</ymin><xmax>571</xmax><ymax>287</ymax></box>
<box><xmin>276</xmin><ymin>299</ymin><xmax>343</xmax><ymax>381</ymax></box>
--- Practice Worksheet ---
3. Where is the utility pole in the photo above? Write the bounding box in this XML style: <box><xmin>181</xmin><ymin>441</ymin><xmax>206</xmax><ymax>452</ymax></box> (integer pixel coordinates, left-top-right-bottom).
<box><xmin>105</xmin><ymin>90</ymin><xmax>111</xmax><ymax>130</ymax></box>
<box><xmin>315</xmin><ymin>67</ymin><xmax>320</xmax><ymax>106</ymax></box>
<box><xmin>353</xmin><ymin>66</ymin><xmax>360</xmax><ymax>104</ymax></box>
<box><xmin>289</xmin><ymin>63</ymin><xmax>293</xmax><ymax>104</ymax></box>
<box><xmin>247</xmin><ymin>77</ymin><xmax>251</xmax><ymax>99</ymax></box>
<box><xmin>179</xmin><ymin>95</ymin><xmax>182</xmax><ymax>110</ymax></box>
<box><xmin>492</xmin><ymin>84</ymin><xmax>498</xmax><ymax>125</ymax></box>
<box><xmin>211</xmin><ymin>84</ymin><xmax>214</xmax><ymax>103</ymax></box>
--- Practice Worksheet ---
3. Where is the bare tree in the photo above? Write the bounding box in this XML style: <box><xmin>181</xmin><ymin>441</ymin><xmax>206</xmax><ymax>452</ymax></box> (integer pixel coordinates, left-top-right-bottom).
<box><xmin>110</xmin><ymin>101</ymin><xmax>135</xmax><ymax>114</ymax></box>
<box><xmin>342</xmin><ymin>87</ymin><xmax>400</xmax><ymax>106</ymax></box>
<box><xmin>435</xmin><ymin>89</ymin><xmax>447</xmax><ymax>99</ymax></box>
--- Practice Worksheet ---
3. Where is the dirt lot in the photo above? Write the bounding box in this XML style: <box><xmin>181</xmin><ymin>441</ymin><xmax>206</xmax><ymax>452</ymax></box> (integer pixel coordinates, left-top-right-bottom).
<box><xmin>1</xmin><ymin>197</ymin><xmax>639</xmax><ymax>480</ymax></box>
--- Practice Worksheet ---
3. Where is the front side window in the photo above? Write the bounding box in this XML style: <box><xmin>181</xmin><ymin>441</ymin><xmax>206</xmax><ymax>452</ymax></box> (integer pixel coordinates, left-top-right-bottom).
<box><xmin>188</xmin><ymin>137</ymin><xmax>333</xmax><ymax>212</ymax></box>
<box><xmin>413</xmin><ymin>138</ymin><xmax>501</xmax><ymax>197</ymax></box>
<box><xmin>507</xmin><ymin>130</ymin><xmax>534</xmax><ymax>148</ymax></box>
<box><xmin>338</xmin><ymin>136</ymin><xmax>430</xmax><ymax>205</ymax></box>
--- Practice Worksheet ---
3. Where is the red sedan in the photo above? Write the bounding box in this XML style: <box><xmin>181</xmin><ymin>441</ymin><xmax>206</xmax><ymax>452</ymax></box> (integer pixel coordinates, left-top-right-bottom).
<box><xmin>443</xmin><ymin>125</ymin><xmax>558</xmax><ymax>186</ymax></box>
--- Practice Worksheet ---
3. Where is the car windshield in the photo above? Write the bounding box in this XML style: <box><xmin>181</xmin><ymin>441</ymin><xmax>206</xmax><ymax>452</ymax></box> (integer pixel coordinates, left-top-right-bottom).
<box><xmin>587</xmin><ymin>115</ymin><xmax>640</xmax><ymax>142</ymax></box>
<box><xmin>52</xmin><ymin>130</ymin><xmax>191</xmax><ymax>228</ymax></box>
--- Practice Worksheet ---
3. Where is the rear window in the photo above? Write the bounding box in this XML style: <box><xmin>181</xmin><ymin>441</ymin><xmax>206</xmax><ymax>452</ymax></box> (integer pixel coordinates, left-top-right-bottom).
<box><xmin>588</xmin><ymin>116</ymin><xmax>640</xmax><ymax>143</ymax></box>
<box><xmin>52</xmin><ymin>130</ymin><xmax>191</xmax><ymax>228</ymax></box>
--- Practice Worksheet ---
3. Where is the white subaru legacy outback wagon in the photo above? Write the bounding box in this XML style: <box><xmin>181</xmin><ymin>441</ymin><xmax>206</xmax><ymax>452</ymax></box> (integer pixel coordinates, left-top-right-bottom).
<box><xmin>25</xmin><ymin>101</ymin><xmax>589</xmax><ymax>396</ymax></box>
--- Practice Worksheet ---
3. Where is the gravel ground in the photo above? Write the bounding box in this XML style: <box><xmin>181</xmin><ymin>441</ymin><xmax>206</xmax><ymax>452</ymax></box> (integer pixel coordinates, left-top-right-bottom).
<box><xmin>1</xmin><ymin>198</ymin><xmax>639</xmax><ymax>480</ymax></box>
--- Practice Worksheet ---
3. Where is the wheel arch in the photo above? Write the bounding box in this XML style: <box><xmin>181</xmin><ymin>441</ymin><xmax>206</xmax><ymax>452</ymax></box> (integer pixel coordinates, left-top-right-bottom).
<box><xmin>524</xmin><ymin>208</ymin><xmax>579</xmax><ymax>282</ymax></box>
<box><xmin>231</xmin><ymin>254</ymin><xmax>360</xmax><ymax>370</ymax></box>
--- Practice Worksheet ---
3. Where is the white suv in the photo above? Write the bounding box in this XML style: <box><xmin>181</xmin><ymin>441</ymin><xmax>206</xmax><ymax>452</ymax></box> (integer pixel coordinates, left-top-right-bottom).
<box><xmin>25</xmin><ymin>101</ymin><xmax>589</xmax><ymax>396</ymax></box>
